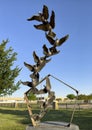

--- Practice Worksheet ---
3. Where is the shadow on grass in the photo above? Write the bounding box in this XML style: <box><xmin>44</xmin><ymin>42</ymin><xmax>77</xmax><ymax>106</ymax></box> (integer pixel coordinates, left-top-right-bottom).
<box><xmin>0</xmin><ymin>108</ymin><xmax>71</xmax><ymax>124</ymax></box>
<box><xmin>0</xmin><ymin>108</ymin><xmax>92</xmax><ymax>130</ymax></box>
<box><xmin>0</xmin><ymin>108</ymin><xmax>28</xmax><ymax>116</ymax></box>
<box><xmin>0</xmin><ymin>108</ymin><xmax>30</xmax><ymax>124</ymax></box>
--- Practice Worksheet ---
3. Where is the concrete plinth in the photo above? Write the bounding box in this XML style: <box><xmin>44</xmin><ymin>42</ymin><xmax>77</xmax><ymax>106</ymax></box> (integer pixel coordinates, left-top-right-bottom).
<box><xmin>26</xmin><ymin>121</ymin><xmax>79</xmax><ymax>130</ymax></box>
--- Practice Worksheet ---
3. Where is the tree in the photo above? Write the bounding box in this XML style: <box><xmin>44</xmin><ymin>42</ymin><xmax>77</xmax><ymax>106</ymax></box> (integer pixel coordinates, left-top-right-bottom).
<box><xmin>66</xmin><ymin>94</ymin><xmax>76</xmax><ymax>100</ymax></box>
<box><xmin>78</xmin><ymin>94</ymin><xmax>87</xmax><ymax>100</ymax></box>
<box><xmin>0</xmin><ymin>39</ymin><xmax>21</xmax><ymax>96</ymax></box>
<box><xmin>88</xmin><ymin>94</ymin><xmax>92</xmax><ymax>100</ymax></box>
<box><xmin>27</xmin><ymin>92</ymin><xmax>37</xmax><ymax>101</ymax></box>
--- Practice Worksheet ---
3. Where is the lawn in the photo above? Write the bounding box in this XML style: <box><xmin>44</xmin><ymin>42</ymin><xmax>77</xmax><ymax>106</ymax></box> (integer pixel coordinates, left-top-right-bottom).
<box><xmin>0</xmin><ymin>107</ymin><xmax>92</xmax><ymax>130</ymax></box>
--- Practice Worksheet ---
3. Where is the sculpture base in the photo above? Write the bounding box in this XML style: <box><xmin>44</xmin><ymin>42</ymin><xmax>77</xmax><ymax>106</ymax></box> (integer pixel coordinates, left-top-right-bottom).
<box><xmin>26</xmin><ymin>121</ymin><xmax>79</xmax><ymax>130</ymax></box>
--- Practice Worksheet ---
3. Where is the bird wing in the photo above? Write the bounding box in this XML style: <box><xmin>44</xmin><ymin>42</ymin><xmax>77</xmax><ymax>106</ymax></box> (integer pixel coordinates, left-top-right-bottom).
<box><xmin>27</xmin><ymin>15</ymin><xmax>41</xmax><ymax>22</ymax></box>
<box><xmin>49</xmin><ymin>46</ymin><xmax>60</xmax><ymax>55</ymax></box>
<box><xmin>46</xmin><ymin>33</ymin><xmax>55</xmax><ymax>45</ymax></box>
<box><xmin>49</xmin><ymin>10</ymin><xmax>55</xmax><ymax>29</ymax></box>
<box><xmin>43</xmin><ymin>44</ymin><xmax>49</xmax><ymax>55</ymax></box>
<box><xmin>43</xmin><ymin>5</ymin><xmax>49</xmax><ymax>20</ymax></box>
<box><xmin>45</xmin><ymin>58</ymin><xmax>51</xmax><ymax>63</ymax></box>
<box><xmin>58</xmin><ymin>34</ymin><xmax>69</xmax><ymax>46</ymax></box>
<box><xmin>34</xmin><ymin>24</ymin><xmax>49</xmax><ymax>31</ymax></box>
<box><xmin>24</xmin><ymin>62</ymin><xmax>34</xmax><ymax>71</ymax></box>
<box><xmin>33</xmin><ymin>51</ymin><xmax>39</xmax><ymax>63</ymax></box>
<box><xmin>21</xmin><ymin>81</ymin><xmax>33</xmax><ymax>87</ymax></box>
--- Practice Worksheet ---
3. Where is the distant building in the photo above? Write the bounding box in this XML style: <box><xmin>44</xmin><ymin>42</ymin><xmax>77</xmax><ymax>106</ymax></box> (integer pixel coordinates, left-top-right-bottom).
<box><xmin>0</xmin><ymin>97</ymin><xmax>24</xmax><ymax>103</ymax></box>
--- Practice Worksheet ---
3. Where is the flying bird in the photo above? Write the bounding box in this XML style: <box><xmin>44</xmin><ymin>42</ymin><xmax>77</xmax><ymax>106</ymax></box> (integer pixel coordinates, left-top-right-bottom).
<box><xmin>34</xmin><ymin>10</ymin><xmax>56</xmax><ymax>37</ymax></box>
<box><xmin>21</xmin><ymin>80</ymin><xmax>39</xmax><ymax>94</ymax></box>
<box><xmin>49</xmin><ymin>46</ymin><xmax>60</xmax><ymax>55</ymax></box>
<box><xmin>33</xmin><ymin>51</ymin><xmax>39</xmax><ymax>64</ymax></box>
<box><xmin>46</xmin><ymin>33</ymin><xmax>69</xmax><ymax>47</ymax></box>
<box><xmin>43</xmin><ymin>44</ymin><xmax>60</xmax><ymax>57</ymax></box>
<box><xmin>24</xmin><ymin>57</ymin><xmax>51</xmax><ymax>73</ymax></box>
<box><xmin>24</xmin><ymin>62</ymin><xmax>37</xmax><ymax>73</ymax></box>
<box><xmin>35</xmin><ymin>57</ymin><xmax>51</xmax><ymax>72</ymax></box>
<box><xmin>47</xmin><ymin>10</ymin><xmax>56</xmax><ymax>37</ymax></box>
<box><xmin>42</xmin><ymin>44</ymin><xmax>49</xmax><ymax>56</ymax></box>
<box><xmin>21</xmin><ymin>81</ymin><xmax>33</xmax><ymax>87</ymax></box>
<box><xmin>49</xmin><ymin>10</ymin><xmax>55</xmax><ymax>29</ymax></box>
<box><xmin>21</xmin><ymin>73</ymin><xmax>39</xmax><ymax>88</ymax></box>
<box><xmin>27</xmin><ymin>5</ymin><xmax>49</xmax><ymax>22</ymax></box>
<box><xmin>21</xmin><ymin>81</ymin><xmax>38</xmax><ymax>90</ymax></box>
<box><xmin>30</xmin><ymin>72</ymin><xmax>39</xmax><ymax>80</ymax></box>
<box><xmin>24</xmin><ymin>62</ymin><xmax>34</xmax><ymax>72</ymax></box>
<box><xmin>33</xmin><ymin>51</ymin><xmax>51</xmax><ymax>65</ymax></box>
<box><xmin>31</xmin><ymin>72</ymin><xmax>39</xmax><ymax>84</ymax></box>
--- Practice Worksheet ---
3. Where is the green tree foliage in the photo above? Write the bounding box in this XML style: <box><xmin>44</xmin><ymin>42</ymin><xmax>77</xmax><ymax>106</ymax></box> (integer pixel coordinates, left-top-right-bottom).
<box><xmin>66</xmin><ymin>94</ymin><xmax>76</xmax><ymax>100</ymax></box>
<box><xmin>78</xmin><ymin>94</ymin><xmax>87</xmax><ymax>100</ymax></box>
<box><xmin>66</xmin><ymin>93</ymin><xmax>92</xmax><ymax>100</ymax></box>
<box><xmin>88</xmin><ymin>94</ymin><xmax>92</xmax><ymax>100</ymax></box>
<box><xmin>27</xmin><ymin>92</ymin><xmax>37</xmax><ymax>101</ymax></box>
<box><xmin>78</xmin><ymin>94</ymin><xmax>92</xmax><ymax>100</ymax></box>
<box><xmin>0</xmin><ymin>39</ymin><xmax>21</xmax><ymax>96</ymax></box>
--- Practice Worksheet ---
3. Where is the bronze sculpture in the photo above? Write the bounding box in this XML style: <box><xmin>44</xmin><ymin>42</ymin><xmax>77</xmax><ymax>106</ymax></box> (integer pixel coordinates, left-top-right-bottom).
<box><xmin>21</xmin><ymin>5</ymin><xmax>79</xmax><ymax>129</ymax></box>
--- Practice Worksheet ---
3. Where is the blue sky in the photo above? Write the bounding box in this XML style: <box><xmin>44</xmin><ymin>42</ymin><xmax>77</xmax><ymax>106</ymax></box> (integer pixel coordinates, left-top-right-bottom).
<box><xmin>0</xmin><ymin>0</ymin><xmax>92</xmax><ymax>97</ymax></box>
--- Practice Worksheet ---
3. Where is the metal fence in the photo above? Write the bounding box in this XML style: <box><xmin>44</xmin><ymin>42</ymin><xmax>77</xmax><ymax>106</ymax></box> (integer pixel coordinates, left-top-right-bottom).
<box><xmin>0</xmin><ymin>101</ymin><xmax>92</xmax><ymax>110</ymax></box>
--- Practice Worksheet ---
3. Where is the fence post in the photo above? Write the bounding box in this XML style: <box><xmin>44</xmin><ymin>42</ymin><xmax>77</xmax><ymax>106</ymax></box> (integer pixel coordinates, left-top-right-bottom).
<box><xmin>15</xmin><ymin>101</ymin><xmax>18</xmax><ymax>108</ymax></box>
<box><xmin>53</xmin><ymin>100</ymin><xmax>59</xmax><ymax>110</ymax></box>
<box><xmin>66</xmin><ymin>103</ymin><xmax>68</xmax><ymax>109</ymax></box>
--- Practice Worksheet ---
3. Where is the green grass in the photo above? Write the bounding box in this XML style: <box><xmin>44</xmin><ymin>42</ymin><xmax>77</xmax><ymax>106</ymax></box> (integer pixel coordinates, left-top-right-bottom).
<box><xmin>0</xmin><ymin>107</ymin><xmax>92</xmax><ymax>130</ymax></box>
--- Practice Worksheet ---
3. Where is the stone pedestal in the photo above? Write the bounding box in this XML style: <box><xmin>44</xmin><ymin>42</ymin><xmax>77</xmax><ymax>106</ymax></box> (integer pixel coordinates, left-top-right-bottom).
<box><xmin>26</xmin><ymin>121</ymin><xmax>79</xmax><ymax>130</ymax></box>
